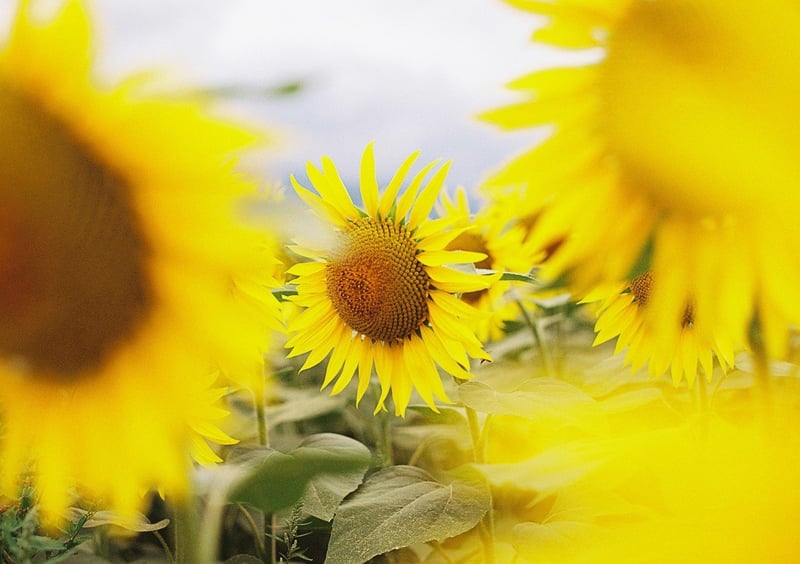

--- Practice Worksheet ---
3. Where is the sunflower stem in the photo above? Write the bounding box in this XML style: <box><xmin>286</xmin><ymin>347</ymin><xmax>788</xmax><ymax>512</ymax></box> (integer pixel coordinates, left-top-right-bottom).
<box><xmin>253</xmin><ymin>393</ymin><xmax>277</xmax><ymax>563</ymax></box>
<box><xmin>465</xmin><ymin>405</ymin><xmax>495</xmax><ymax>564</ymax></box>
<box><xmin>237</xmin><ymin>503</ymin><xmax>268</xmax><ymax>561</ymax></box>
<box><xmin>750</xmin><ymin>330</ymin><xmax>773</xmax><ymax>431</ymax></box>
<box><xmin>255</xmin><ymin>394</ymin><xmax>269</xmax><ymax>448</ymax></box>
<box><xmin>271</xmin><ymin>514</ymin><xmax>278</xmax><ymax>564</ymax></box>
<box><xmin>465</xmin><ymin>406</ymin><xmax>485</xmax><ymax>465</ymax></box>
<box><xmin>174</xmin><ymin>497</ymin><xmax>202</xmax><ymax>564</ymax></box>
<box><xmin>377</xmin><ymin>409</ymin><xmax>395</xmax><ymax>467</ymax></box>
<box><xmin>516</xmin><ymin>300</ymin><xmax>554</xmax><ymax>377</ymax></box>
<box><xmin>152</xmin><ymin>530</ymin><xmax>175</xmax><ymax>564</ymax></box>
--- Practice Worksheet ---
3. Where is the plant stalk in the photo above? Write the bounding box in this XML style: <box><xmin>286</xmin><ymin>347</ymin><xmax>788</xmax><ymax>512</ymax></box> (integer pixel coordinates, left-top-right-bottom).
<box><xmin>516</xmin><ymin>300</ymin><xmax>554</xmax><ymax>377</ymax></box>
<box><xmin>465</xmin><ymin>405</ymin><xmax>495</xmax><ymax>564</ymax></box>
<box><xmin>174</xmin><ymin>497</ymin><xmax>201</xmax><ymax>564</ymax></box>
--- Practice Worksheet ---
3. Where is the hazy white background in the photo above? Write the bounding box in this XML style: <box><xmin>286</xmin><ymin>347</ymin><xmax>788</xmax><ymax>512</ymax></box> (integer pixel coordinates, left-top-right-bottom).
<box><xmin>3</xmin><ymin>0</ymin><xmax>560</xmax><ymax>189</ymax></box>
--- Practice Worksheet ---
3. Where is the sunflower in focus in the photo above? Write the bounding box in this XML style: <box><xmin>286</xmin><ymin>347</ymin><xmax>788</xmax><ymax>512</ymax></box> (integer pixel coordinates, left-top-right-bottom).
<box><xmin>586</xmin><ymin>272</ymin><xmax>734</xmax><ymax>386</ymax></box>
<box><xmin>483</xmin><ymin>0</ymin><xmax>800</xmax><ymax>361</ymax></box>
<box><xmin>0</xmin><ymin>0</ymin><xmax>278</xmax><ymax>519</ymax></box>
<box><xmin>286</xmin><ymin>144</ymin><xmax>497</xmax><ymax>416</ymax></box>
<box><xmin>438</xmin><ymin>187</ymin><xmax>531</xmax><ymax>343</ymax></box>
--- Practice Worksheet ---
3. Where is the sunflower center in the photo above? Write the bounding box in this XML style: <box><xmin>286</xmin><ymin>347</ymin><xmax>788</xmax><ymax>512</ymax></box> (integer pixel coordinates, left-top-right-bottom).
<box><xmin>0</xmin><ymin>83</ymin><xmax>151</xmax><ymax>377</ymax></box>
<box><xmin>326</xmin><ymin>217</ymin><xmax>430</xmax><ymax>342</ymax></box>
<box><xmin>448</xmin><ymin>231</ymin><xmax>490</xmax><ymax>305</ymax></box>
<box><xmin>629</xmin><ymin>272</ymin><xmax>693</xmax><ymax>327</ymax></box>
<box><xmin>602</xmin><ymin>0</ymin><xmax>800</xmax><ymax>215</ymax></box>
<box><xmin>629</xmin><ymin>272</ymin><xmax>652</xmax><ymax>308</ymax></box>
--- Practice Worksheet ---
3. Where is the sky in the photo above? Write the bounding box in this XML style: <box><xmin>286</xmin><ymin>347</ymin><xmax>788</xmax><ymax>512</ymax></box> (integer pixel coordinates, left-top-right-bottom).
<box><xmin>3</xmin><ymin>0</ymin><xmax>566</xmax><ymax>191</ymax></box>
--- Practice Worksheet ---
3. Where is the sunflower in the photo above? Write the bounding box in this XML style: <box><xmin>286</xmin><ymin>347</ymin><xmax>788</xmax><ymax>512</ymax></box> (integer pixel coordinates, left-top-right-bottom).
<box><xmin>586</xmin><ymin>272</ymin><xmax>735</xmax><ymax>386</ymax></box>
<box><xmin>0</xmin><ymin>0</ymin><xmax>278</xmax><ymax>519</ymax></box>
<box><xmin>482</xmin><ymin>0</ymin><xmax>800</xmax><ymax>364</ymax></box>
<box><xmin>437</xmin><ymin>187</ymin><xmax>531</xmax><ymax>343</ymax></box>
<box><xmin>285</xmin><ymin>144</ymin><xmax>497</xmax><ymax>416</ymax></box>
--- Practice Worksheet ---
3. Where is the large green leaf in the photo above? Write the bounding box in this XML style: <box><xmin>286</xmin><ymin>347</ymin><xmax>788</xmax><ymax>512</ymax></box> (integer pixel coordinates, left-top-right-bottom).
<box><xmin>228</xmin><ymin>433</ymin><xmax>370</xmax><ymax>515</ymax></box>
<box><xmin>297</xmin><ymin>434</ymin><xmax>372</xmax><ymax>521</ymax></box>
<box><xmin>476</xmin><ymin>438</ymin><xmax>614</xmax><ymax>495</ymax></box>
<box><xmin>512</xmin><ymin>520</ymin><xmax>601</xmax><ymax>562</ymax></box>
<box><xmin>326</xmin><ymin>465</ymin><xmax>490</xmax><ymax>563</ymax></box>
<box><xmin>458</xmin><ymin>374</ymin><xmax>604</xmax><ymax>432</ymax></box>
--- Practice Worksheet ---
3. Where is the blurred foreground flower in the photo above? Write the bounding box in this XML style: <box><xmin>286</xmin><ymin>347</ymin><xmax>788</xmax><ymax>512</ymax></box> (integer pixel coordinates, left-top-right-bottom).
<box><xmin>286</xmin><ymin>144</ymin><xmax>496</xmax><ymax>416</ymax></box>
<box><xmin>430</xmin><ymin>356</ymin><xmax>800</xmax><ymax>563</ymax></box>
<box><xmin>483</xmin><ymin>0</ymin><xmax>800</xmax><ymax>361</ymax></box>
<box><xmin>585</xmin><ymin>272</ymin><xmax>734</xmax><ymax>385</ymax></box>
<box><xmin>0</xmin><ymin>0</ymin><xmax>277</xmax><ymax>519</ymax></box>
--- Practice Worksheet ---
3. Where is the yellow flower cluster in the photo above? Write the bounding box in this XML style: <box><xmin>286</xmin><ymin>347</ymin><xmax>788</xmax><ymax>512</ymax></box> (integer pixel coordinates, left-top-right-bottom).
<box><xmin>5</xmin><ymin>3</ymin><xmax>800</xmax><ymax>562</ymax></box>
<box><xmin>483</xmin><ymin>0</ymin><xmax>800</xmax><ymax>381</ymax></box>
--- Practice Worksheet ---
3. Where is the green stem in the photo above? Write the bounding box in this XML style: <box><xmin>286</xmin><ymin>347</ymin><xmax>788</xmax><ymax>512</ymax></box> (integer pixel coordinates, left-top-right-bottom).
<box><xmin>377</xmin><ymin>410</ymin><xmax>395</xmax><ymax>467</ymax></box>
<box><xmin>253</xmin><ymin>391</ymin><xmax>276</xmax><ymax>563</ymax></box>
<box><xmin>255</xmin><ymin>394</ymin><xmax>269</xmax><ymax>448</ymax></box>
<box><xmin>237</xmin><ymin>503</ymin><xmax>268</xmax><ymax>561</ymax></box>
<box><xmin>464</xmin><ymin>405</ymin><xmax>495</xmax><ymax>564</ymax></box>
<box><xmin>465</xmin><ymin>406</ymin><xmax>484</xmax><ymax>464</ymax></box>
<box><xmin>516</xmin><ymin>300</ymin><xmax>554</xmax><ymax>377</ymax></box>
<box><xmin>271</xmin><ymin>514</ymin><xmax>278</xmax><ymax>564</ymax></box>
<box><xmin>751</xmin><ymin>333</ymin><xmax>773</xmax><ymax>430</ymax></box>
<box><xmin>152</xmin><ymin>530</ymin><xmax>176</xmax><ymax>564</ymax></box>
<box><xmin>174</xmin><ymin>497</ymin><xmax>201</xmax><ymax>564</ymax></box>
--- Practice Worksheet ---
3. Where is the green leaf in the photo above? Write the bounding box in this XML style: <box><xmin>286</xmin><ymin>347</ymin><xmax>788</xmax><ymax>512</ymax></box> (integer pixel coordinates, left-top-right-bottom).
<box><xmin>512</xmin><ymin>520</ymin><xmax>601</xmax><ymax>561</ymax></box>
<box><xmin>265</xmin><ymin>389</ymin><xmax>346</xmax><ymax>427</ymax></box>
<box><xmin>458</xmin><ymin>374</ymin><xmax>604</xmax><ymax>432</ymax></box>
<box><xmin>228</xmin><ymin>433</ymin><xmax>370</xmax><ymax>515</ymax></box>
<box><xmin>405</xmin><ymin>405</ymin><xmax>467</xmax><ymax>426</ymax></box>
<box><xmin>25</xmin><ymin>534</ymin><xmax>66</xmax><ymax>551</ymax></box>
<box><xmin>62</xmin><ymin>508</ymin><xmax>169</xmax><ymax>532</ymax></box>
<box><xmin>298</xmin><ymin>434</ymin><xmax>372</xmax><ymax>521</ymax></box>
<box><xmin>326</xmin><ymin>465</ymin><xmax>490</xmax><ymax>563</ymax></box>
<box><xmin>499</xmin><ymin>271</ymin><xmax>538</xmax><ymax>283</ymax></box>
<box><xmin>476</xmin><ymin>439</ymin><xmax>611</xmax><ymax>494</ymax></box>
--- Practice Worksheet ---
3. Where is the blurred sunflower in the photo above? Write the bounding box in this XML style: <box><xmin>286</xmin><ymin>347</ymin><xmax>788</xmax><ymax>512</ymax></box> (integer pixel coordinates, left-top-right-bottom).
<box><xmin>286</xmin><ymin>144</ymin><xmax>497</xmax><ymax>416</ymax></box>
<box><xmin>482</xmin><ymin>0</ymin><xmax>800</xmax><ymax>360</ymax></box>
<box><xmin>0</xmin><ymin>0</ymin><xmax>279</xmax><ymax>518</ymax></box>
<box><xmin>586</xmin><ymin>272</ymin><xmax>734</xmax><ymax>386</ymax></box>
<box><xmin>438</xmin><ymin>187</ymin><xmax>530</xmax><ymax>343</ymax></box>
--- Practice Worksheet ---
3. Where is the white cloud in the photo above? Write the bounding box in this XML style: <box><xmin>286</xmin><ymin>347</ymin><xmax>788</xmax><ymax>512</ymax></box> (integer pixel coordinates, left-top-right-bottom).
<box><xmin>7</xmin><ymin>0</ymin><xmax>567</xmax><ymax>188</ymax></box>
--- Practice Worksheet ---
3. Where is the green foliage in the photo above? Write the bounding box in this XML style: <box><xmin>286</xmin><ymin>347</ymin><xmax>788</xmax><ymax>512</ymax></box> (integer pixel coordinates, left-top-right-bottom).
<box><xmin>512</xmin><ymin>520</ymin><xmax>599</xmax><ymax>562</ymax></box>
<box><xmin>278</xmin><ymin>504</ymin><xmax>313</xmax><ymax>563</ymax></box>
<box><xmin>458</xmin><ymin>369</ymin><xmax>605</xmax><ymax>432</ymax></box>
<box><xmin>326</xmin><ymin>465</ymin><xmax>491</xmax><ymax>563</ymax></box>
<box><xmin>229</xmin><ymin>433</ymin><xmax>371</xmax><ymax>516</ymax></box>
<box><xmin>0</xmin><ymin>490</ymin><xmax>86</xmax><ymax>563</ymax></box>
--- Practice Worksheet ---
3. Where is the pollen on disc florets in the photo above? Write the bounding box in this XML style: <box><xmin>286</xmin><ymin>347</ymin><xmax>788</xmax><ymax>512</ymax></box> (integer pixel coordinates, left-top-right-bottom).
<box><xmin>630</xmin><ymin>271</ymin><xmax>694</xmax><ymax>327</ymax></box>
<box><xmin>325</xmin><ymin>217</ymin><xmax>430</xmax><ymax>343</ymax></box>
<box><xmin>630</xmin><ymin>272</ymin><xmax>653</xmax><ymax>307</ymax></box>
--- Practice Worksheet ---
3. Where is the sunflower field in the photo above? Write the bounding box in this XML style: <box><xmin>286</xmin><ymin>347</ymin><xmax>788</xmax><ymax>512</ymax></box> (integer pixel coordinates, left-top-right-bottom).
<box><xmin>2</xmin><ymin>0</ymin><xmax>800</xmax><ymax>562</ymax></box>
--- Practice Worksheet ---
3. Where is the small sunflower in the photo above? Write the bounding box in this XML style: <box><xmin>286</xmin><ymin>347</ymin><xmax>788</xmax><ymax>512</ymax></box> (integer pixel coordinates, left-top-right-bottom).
<box><xmin>586</xmin><ymin>273</ymin><xmax>734</xmax><ymax>386</ymax></box>
<box><xmin>286</xmin><ymin>144</ymin><xmax>497</xmax><ymax>416</ymax></box>
<box><xmin>482</xmin><ymin>0</ymin><xmax>800</xmax><ymax>363</ymax></box>
<box><xmin>0</xmin><ymin>0</ymin><xmax>277</xmax><ymax>518</ymax></box>
<box><xmin>438</xmin><ymin>187</ymin><xmax>530</xmax><ymax>343</ymax></box>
